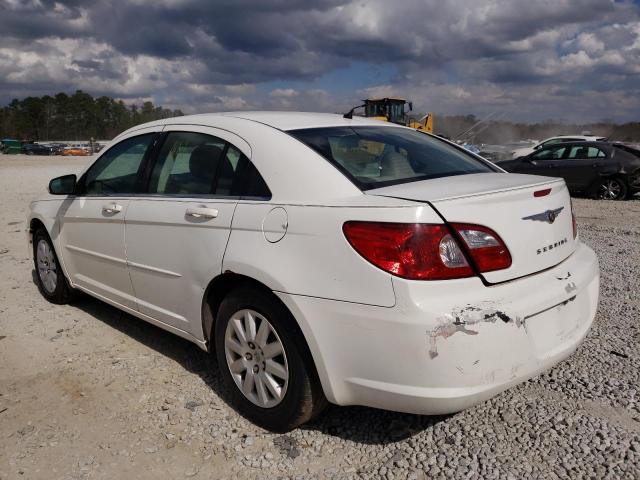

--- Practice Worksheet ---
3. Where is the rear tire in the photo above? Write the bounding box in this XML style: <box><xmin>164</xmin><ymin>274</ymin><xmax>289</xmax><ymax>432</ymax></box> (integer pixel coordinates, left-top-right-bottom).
<box><xmin>596</xmin><ymin>177</ymin><xmax>627</xmax><ymax>200</ymax></box>
<box><xmin>33</xmin><ymin>229</ymin><xmax>75</xmax><ymax>304</ymax></box>
<box><xmin>214</xmin><ymin>286</ymin><xmax>326</xmax><ymax>432</ymax></box>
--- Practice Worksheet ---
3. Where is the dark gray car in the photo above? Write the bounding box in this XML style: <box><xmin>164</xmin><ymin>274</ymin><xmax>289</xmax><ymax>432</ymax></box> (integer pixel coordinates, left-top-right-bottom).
<box><xmin>498</xmin><ymin>141</ymin><xmax>640</xmax><ymax>200</ymax></box>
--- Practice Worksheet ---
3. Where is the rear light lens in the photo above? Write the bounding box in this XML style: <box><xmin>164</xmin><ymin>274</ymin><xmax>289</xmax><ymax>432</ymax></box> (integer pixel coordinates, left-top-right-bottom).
<box><xmin>451</xmin><ymin>223</ymin><xmax>512</xmax><ymax>272</ymax></box>
<box><xmin>342</xmin><ymin>222</ymin><xmax>473</xmax><ymax>280</ymax></box>
<box><xmin>570</xmin><ymin>198</ymin><xmax>577</xmax><ymax>239</ymax></box>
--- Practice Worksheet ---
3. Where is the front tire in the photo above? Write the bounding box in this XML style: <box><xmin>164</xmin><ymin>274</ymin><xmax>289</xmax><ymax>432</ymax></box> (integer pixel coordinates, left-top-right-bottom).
<box><xmin>597</xmin><ymin>177</ymin><xmax>627</xmax><ymax>200</ymax></box>
<box><xmin>214</xmin><ymin>286</ymin><xmax>326</xmax><ymax>432</ymax></box>
<box><xmin>33</xmin><ymin>229</ymin><xmax>75</xmax><ymax>304</ymax></box>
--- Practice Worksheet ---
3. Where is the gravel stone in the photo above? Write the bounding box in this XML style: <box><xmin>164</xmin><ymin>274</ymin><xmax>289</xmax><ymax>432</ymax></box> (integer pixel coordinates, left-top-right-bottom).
<box><xmin>1</xmin><ymin>157</ymin><xmax>639</xmax><ymax>479</ymax></box>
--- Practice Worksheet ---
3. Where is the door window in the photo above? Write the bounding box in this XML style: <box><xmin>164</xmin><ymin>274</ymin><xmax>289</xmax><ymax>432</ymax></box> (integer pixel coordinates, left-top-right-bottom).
<box><xmin>149</xmin><ymin>132</ymin><xmax>226</xmax><ymax>195</ymax></box>
<box><xmin>587</xmin><ymin>147</ymin><xmax>606</xmax><ymax>158</ymax></box>
<box><xmin>567</xmin><ymin>146</ymin><xmax>606</xmax><ymax>159</ymax></box>
<box><xmin>81</xmin><ymin>133</ymin><xmax>155</xmax><ymax>195</ymax></box>
<box><xmin>148</xmin><ymin>132</ymin><xmax>271</xmax><ymax>198</ymax></box>
<box><xmin>532</xmin><ymin>146</ymin><xmax>567</xmax><ymax>160</ymax></box>
<box><xmin>567</xmin><ymin>146</ymin><xmax>589</xmax><ymax>159</ymax></box>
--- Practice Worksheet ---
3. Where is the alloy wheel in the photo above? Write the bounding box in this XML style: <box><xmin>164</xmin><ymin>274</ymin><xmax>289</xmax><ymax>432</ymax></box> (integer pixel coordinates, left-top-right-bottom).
<box><xmin>36</xmin><ymin>239</ymin><xmax>57</xmax><ymax>294</ymax></box>
<box><xmin>224</xmin><ymin>309</ymin><xmax>289</xmax><ymax>408</ymax></box>
<box><xmin>598</xmin><ymin>179</ymin><xmax>622</xmax><ymax>200</ymax></box>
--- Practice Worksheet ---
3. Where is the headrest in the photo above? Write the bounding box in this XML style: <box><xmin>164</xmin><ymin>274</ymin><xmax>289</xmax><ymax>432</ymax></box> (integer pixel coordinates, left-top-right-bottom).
<box><xmin>189</xmin><ymin>144</ymin><xmax>222</xmax><ymax>177</ymax></box>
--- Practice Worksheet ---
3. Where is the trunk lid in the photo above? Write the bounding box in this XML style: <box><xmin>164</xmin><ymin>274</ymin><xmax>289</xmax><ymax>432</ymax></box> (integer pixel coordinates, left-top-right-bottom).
<box><xmin>366</xmin><ymin>173</ymin><xmax>576</xmax><ymax>283</ymax></box>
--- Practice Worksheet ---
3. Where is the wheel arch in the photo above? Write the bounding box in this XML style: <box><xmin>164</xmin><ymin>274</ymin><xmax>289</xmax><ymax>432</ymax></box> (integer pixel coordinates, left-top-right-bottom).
<box><xmin>29</xmin><ymin>217</ymin><xmax>47</xmax><ymax>234</ymax></box>
<box><xmin>201</xmin><ymin>271</ymin><xmax>330</xmax><ymax>400</ymax></box>
<box><xmin>202</xmin><ymin>272</ymin><xmax>296</xmax><ymax>350</ymax></box>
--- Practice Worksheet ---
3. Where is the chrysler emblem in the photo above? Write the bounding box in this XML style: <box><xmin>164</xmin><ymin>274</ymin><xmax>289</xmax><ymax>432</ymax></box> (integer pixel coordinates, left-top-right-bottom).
<box><xmin>522</xmin><ymin>207</ymin><xmax>564</xmax><ymax>224</ymax></box>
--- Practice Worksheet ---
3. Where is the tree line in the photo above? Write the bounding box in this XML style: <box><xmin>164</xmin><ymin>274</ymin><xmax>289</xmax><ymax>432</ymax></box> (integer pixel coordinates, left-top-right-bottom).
<box><xmin>0</xmin><ymin>90</ymin><xmax>184</xmax><ymax>141</ymax></box>
<box><xmin>2</xmin><ymin>91</ymin><xmax>638</xmax><ymax>144</ymax></box>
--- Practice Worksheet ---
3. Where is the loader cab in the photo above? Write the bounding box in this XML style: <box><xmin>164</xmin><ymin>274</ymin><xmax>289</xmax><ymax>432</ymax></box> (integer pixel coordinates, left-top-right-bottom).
<box><xmin>364</xmin><ymin>98</ymin><xmax>410</xmax><ymax>125</ymax></box>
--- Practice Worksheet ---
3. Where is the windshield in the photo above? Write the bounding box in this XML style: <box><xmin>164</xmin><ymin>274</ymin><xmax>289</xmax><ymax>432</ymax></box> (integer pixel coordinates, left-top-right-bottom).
<box><xmin>289</xmin><ymin>126</ymin><xmax>496</xmax><ymax>190</ymax></box>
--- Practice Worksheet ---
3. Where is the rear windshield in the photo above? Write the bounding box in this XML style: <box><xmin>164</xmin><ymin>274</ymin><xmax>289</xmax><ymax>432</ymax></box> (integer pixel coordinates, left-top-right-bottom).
<box><xmin>289</xmin><ymin>126</ymin><xmax>496</xmax><ymax>190</ymax></box>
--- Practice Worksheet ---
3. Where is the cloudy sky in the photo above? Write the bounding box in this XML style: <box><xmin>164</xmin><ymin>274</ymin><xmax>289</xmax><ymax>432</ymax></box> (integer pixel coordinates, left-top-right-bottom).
<box><xmin>1</xmin><ymin>0</ymin><xmax>639</xmax><ymax>122</ymax></box>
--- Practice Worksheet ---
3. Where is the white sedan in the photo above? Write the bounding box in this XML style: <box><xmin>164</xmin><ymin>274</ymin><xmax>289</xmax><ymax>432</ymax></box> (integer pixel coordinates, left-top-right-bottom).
<box><xmin>28</xmin><ymin>112</ymin><xmax>599</xmax><ymax>432</ymax></box>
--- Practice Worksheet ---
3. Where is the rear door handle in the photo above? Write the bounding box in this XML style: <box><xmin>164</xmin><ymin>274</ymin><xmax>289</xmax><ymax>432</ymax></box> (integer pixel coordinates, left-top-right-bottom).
<box><xmin>185</xmin><ymin>207</ymin><xmax>218</xmax><ymax>219</ymax></box>
<box><xmin>102</xmin><ymin>203</ymin><xmax>123</xmax><ymax>214</ymax></box>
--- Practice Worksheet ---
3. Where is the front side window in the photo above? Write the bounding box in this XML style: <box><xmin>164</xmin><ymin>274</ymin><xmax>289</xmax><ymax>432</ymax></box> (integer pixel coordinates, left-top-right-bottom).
<box><xmin>532</xmin><ymin>146</ymin><xmax>567</xmax><ymax>160</ymax></box>
<box><xmin>81</xmin><ymin>133</ymin><xmax>155</xmax><ymax>195</ymax></box>
<box><xmin>289</xmin><ymin>126</ymin><xmax>495</xmax><ymax>190</ymax></box>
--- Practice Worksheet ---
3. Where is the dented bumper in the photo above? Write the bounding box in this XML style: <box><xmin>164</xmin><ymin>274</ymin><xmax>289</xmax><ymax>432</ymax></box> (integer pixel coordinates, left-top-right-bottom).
<box><xmin>277</xmin><ymin>241</ymin><xmax>599</xmax><ymax>414</ymax></box>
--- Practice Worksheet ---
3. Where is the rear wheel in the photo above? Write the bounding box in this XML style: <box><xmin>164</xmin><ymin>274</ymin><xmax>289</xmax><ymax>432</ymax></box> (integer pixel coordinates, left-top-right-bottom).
<box><xmin>597</xmin><ymin>177</ymin><xmax>627</xmax><ymax>200</ymax></box>
<box><xmin>33</xmin><ymin>229</ymin><xmax>75</xmax><ymax>304</ymax></box>
<box><xmin>214</xmin><ymin>286</ymin><xmax>326</xmax><ymax>431</ymax></box>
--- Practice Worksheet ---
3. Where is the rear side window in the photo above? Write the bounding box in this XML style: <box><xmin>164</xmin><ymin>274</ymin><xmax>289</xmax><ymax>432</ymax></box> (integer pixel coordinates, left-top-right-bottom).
<box><xmin>567</xmin><ymin>146</ymin><xmax>606</xmax><ymax>159</ymax></box>
<box><xmin>148</xmin><ymin>131</ymin><xmax>271</xmax><ymax>199</ymax></box>
<box><xmin>81</xmin><ymin>133</ymin><xmax>155</xmax><ymax>195</ymax></box>
<box><xmin>289</xmin><ymin>126</ymin><xmax>495</xmax><ymax>190</ymax></box>
<box><xmin>149</xmin><ymin>132</ymin><xmax>227</xmax><ymax>195</ymax></box>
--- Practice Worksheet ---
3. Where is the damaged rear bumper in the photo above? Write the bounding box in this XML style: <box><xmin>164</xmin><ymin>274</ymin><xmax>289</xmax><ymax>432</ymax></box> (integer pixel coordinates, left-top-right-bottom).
<box><xmin>277</xmin><ymin>241</ymin><xmax>599</xmax><ymax>414</ymax></box>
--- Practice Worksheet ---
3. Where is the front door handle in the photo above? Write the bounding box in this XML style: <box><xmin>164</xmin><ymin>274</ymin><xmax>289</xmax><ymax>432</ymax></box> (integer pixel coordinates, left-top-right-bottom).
<box><xmin>185</xmin><ymin>207</ymin><xmax>218</xmax><ymax>219</ymax></box>
<box><xmin>102</xmin><ymin>203</ymin><xmax>123</xmax><ymax>214</ymax></box>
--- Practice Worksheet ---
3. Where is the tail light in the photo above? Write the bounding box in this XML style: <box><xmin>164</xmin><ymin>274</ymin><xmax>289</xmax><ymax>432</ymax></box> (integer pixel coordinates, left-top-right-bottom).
<box><xmin>451</xmin><ymin>223</ymin><xmax>512</xmax><ymax>272</ymax></box>
<box><xmin>570</xmin><ymin>198</ymin><xmax>577</xmax><ymax>239</ymax></box>
<box><xmin>342</xmin><ymin>221</ymin><xmax>511</xmax><ymax>280</ymax></box>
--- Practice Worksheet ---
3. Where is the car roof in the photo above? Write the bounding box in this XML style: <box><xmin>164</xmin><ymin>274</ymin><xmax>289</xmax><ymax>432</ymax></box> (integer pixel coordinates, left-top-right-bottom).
<box><xmin>544</xmin><ymin>135</ymin><xmax>604</xmax><ymax>141</ymax></box>
<box><xmin>133</xmin><ymin>111</ymin><xmax>398</xmax><ymax>132</ymax></box>
<box><xmin>545</xmin><ymin>141</ymin><xmax>610</xmax><ymax>147</ymax></box>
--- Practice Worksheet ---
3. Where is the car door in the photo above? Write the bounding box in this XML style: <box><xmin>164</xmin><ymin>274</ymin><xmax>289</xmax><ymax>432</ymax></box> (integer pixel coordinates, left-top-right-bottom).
<box><xmin>123</xmin><ymin>126</ymin><xmax>256</xmax><ymax>335</ymax></box>
<box><xmin>516</xmin><ymin>145</ymin><xmax>568</xmax><ymax>176</ymax></box>
<box><xmin>553</xmin><ymin>145</ymin><xmax>604</xmax><ymax>191</ymax></box>
<box><xmin>57</xmin><ymin>129</ymin><xmax>159</xmax><ymax>309</ymax></box>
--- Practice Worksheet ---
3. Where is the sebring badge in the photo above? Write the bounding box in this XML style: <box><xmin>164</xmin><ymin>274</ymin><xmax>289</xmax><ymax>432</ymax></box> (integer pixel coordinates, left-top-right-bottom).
<box><xmin>522</xmin><ymin>207</ymin><xmax>564</xmax><ymax>224</ymax></box>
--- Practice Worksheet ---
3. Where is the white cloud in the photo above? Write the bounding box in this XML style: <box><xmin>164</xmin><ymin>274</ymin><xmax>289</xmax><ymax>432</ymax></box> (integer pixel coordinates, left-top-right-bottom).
<box><xmin>0</xmin><ymin>0</ymin><xmax>638</xmax><ymax>122</ymax></box>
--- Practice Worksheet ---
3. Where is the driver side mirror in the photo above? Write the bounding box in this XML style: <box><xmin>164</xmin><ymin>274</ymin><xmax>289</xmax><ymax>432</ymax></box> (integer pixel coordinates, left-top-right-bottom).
<box><xmin>408</xmin><ymin>102</ymin><xmax>413</xmax><ymax>111</ymax></box>
<box><xmin>49</xmin><ymin>174</ymin><xmax>77</xmax><ymax>195</ymax></box>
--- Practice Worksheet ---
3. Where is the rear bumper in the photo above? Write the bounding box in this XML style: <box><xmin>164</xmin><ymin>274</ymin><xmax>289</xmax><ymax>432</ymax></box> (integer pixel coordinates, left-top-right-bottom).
<box><xmin>277</xmin><ymin>241</ymin><xmax>599</xmax><ymax>414</ymax></box>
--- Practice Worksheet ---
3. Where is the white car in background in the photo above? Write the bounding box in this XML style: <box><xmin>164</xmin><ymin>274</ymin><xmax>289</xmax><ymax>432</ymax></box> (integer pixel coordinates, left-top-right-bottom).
<box><xmin>510</xmin><ymin>135</ymin><xmax>607</xmax><ymax>159</ymax></box>
<box><xmin>28</xmin><ymin>112</ymin><xmax>599</xmax><ymax>432</ymax></box>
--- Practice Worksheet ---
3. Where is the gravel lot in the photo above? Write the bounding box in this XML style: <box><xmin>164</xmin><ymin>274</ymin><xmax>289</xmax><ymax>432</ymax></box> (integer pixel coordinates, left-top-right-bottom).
<box><xmin>1</xmin><ymin>155</ymin><xmax>639</xmax><ymax>479</ymax></box>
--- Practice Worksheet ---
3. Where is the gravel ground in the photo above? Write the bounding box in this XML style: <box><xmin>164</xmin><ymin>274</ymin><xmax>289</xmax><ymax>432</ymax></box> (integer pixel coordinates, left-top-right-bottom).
<box><xmin>1</xmin><ymin>155</ymin><xmax>639</xmax><ymax>479</ymax></box>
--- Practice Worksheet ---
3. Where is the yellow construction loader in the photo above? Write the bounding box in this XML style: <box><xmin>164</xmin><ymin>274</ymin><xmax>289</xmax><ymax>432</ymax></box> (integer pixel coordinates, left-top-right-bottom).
<box><xmin>344</xmin><ymin>97</ymin><xmax>433</xmax><ymax>133</ymax></box>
